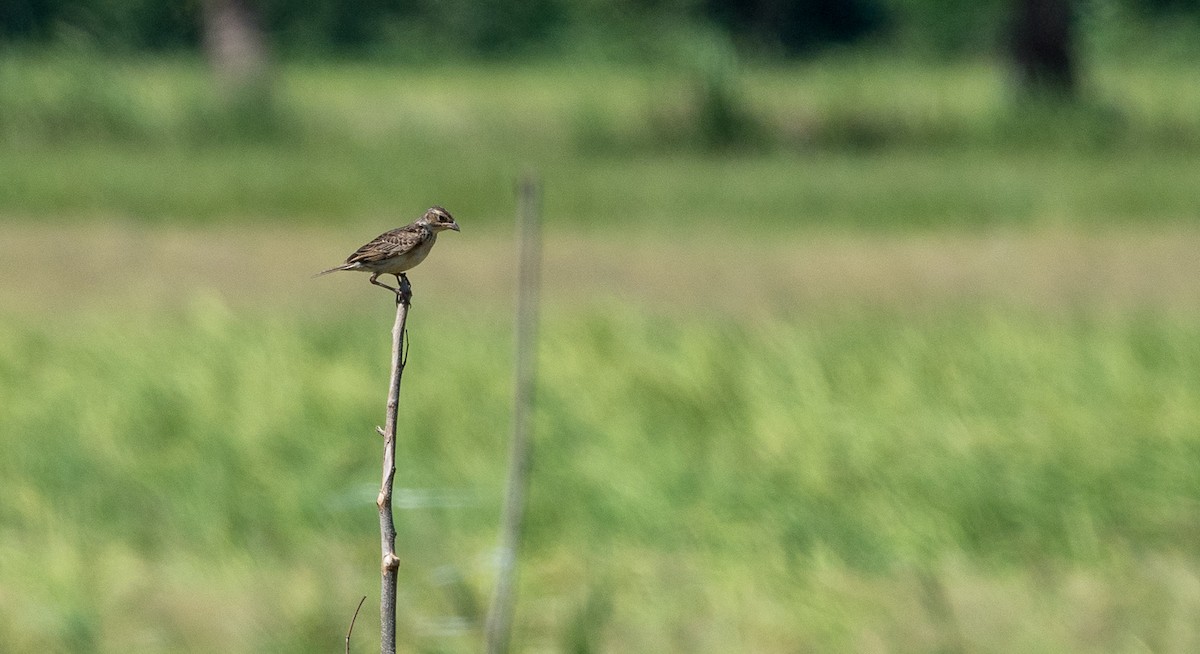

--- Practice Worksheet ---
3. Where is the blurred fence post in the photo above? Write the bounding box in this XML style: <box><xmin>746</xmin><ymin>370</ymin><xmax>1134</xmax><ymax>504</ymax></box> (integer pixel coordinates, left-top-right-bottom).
<box><xmin>485</xmin><ymin>174</ymin><xmax>543</xmax><ymax>654</ymax></box>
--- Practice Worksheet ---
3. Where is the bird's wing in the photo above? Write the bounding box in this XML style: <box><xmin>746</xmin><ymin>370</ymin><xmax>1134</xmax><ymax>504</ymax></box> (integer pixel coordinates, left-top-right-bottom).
<box><xmin>345</xmin><ymin>224</ymin><xmax>429</xmax><ymax>264</ymax></box>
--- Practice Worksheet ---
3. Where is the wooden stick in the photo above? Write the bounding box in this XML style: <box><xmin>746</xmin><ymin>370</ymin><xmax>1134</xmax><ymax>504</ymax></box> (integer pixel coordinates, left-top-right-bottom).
<box><xmin>485</xmin><ymin>175</ymin><xmax>542</xmax><ymax>654</ymax></box>
<box><xmin>377</xmin><ymin>275</ymin><xmax>412</xmax><ymax>654</ymax></box>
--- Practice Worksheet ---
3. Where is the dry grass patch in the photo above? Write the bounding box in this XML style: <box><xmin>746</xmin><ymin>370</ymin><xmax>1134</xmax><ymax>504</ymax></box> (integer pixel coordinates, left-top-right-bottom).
<box><xmin>5</xmin><ymin>221</ymin><xmax>1200</xmax><ymax>318</ymax></box>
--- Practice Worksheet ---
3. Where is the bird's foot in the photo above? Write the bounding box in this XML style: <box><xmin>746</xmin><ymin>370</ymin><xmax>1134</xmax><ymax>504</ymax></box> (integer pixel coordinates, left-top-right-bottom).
<box><xmin>394</xmin><ymin>274</ymin><xmax>413</xmax><ymax>305</ymax></box>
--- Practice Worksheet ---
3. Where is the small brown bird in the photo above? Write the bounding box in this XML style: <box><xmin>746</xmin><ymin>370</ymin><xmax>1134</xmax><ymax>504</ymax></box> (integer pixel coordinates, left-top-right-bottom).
<box><xmin>317</xmin><ymin>206</ymin><xmax>460</xmax><ymax>293</ymax></box>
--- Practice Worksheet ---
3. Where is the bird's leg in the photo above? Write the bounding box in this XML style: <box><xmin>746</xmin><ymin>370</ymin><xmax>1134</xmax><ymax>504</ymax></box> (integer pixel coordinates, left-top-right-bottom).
<box><xmin>369</xmin><ymin>272</ymin><xmax>400</xmax><ymax>293</ymax></box>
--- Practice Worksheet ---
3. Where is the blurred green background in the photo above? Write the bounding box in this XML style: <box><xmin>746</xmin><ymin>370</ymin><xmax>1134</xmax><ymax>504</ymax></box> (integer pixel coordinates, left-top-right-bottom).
<box><xmin>3</xmin><ymin>1</ymin><xmax>1200</xmax><ymax>651</ymax></box>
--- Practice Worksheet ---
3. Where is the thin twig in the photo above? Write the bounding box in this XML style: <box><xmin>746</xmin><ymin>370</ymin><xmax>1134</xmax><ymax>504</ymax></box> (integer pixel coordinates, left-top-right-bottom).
<box><xmin>378</xmin><ymin>274</ymin><xmax>412</xmax><ymax>654</ymax></box>
<box><xmin>345</xmin><ymin>595</ymin><xmax>367</xmax><ymax>654</ymax></box>
<box><xmin>485</xmin><ymin>174</ymin><xmax>542</xmax><ymax>654</ymax></box>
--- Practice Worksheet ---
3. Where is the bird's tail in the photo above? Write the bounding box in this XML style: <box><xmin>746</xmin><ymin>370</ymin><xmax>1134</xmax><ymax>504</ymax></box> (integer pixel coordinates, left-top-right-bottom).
<box><xmin>313</xmin><ymin>263</ymin><xmax>355</xmax><ymax>278</ymax></box>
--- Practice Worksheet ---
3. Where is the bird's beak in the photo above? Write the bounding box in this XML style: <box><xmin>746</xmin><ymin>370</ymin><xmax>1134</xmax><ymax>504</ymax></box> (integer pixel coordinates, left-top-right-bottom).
<box><xmin>450</xmin><ymin>222</ymin><xmax>461</xmax><ymax>232</ymax></box>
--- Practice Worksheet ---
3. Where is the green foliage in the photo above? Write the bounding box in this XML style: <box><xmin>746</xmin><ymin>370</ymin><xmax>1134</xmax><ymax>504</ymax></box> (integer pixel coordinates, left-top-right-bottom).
<box><xmin>0</xmin><ymin>0</ymin><xmax>197</xmax><ymax>49</ymax></box>
<box><xmin>7</xmin><ymin>0</ymin><xmax>1200</xmax><ymax>61</ymax></box>
<box><xmin>1</xmin><ymin>56</ymin><xmax>1199</xmax><ymax>229</ymax></box>
<box><xmin>880</xmin><ymin>0</ymin><xmax>1010</xmax><ymax>55</ymax></box>
<box><xmin>0</xmin><ymin>51</ymin><xmax>301</xmax><ymax>145</ymax></box>
<box><xmin>642</xmin><ymin>32</ymin><xmax>768</xmax><ymax>150</ymax></box>
<box><xmin>4</xmin><ymin>306</ymin><xmax>1200</xmax><ymax>650</ymax></box>
<box><xmin>0</xmin><ymin>50</ymin><xmax>149</xmax><ymax>141</ymax></box>
<box><xmin>1</xmin><ymin>0</ymin><xmax>888</xmax><ymax>58</ymax></box>
<box><xmin>6</xmin><ymin>52</ymin><xmax>1200</xmax><ymax>154</ymax></box>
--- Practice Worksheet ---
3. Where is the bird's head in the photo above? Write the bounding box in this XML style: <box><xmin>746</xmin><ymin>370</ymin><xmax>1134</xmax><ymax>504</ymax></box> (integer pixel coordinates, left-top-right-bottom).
<box><xmin>422</xmin><ymin>206</ymin><xmax>460</xmax><ymax>232</ymax></box>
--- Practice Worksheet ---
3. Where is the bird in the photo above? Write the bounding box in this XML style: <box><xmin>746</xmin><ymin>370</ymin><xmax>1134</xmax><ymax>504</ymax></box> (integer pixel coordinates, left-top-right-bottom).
<box><xmin>316</xmin><ymin>206</ymin><xmax>460</xmax><ymax>295</ymax></box>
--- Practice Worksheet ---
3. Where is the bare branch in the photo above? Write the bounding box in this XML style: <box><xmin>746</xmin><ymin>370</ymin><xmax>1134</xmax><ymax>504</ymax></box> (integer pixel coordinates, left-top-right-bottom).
<box><xmin>378</xmin><ymin>275</ymin><xmax>413</xmax><ymax>654</ymax></box>
<box><xmin>346</xmin><ymin>596</ymin><xmax>367</xmax><ymax>654</ymax></box>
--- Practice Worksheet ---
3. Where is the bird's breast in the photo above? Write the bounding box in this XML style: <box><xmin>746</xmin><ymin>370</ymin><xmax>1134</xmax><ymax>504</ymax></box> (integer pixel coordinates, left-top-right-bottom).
<box><xmin>380</xmin><ymin>232</ymin><xmax>436</xmax><ymax>273</ymax></box>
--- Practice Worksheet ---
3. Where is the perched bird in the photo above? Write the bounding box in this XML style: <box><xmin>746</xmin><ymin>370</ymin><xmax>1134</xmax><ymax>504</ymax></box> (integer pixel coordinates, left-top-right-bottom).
<box><xmin>317</xmin><ymin>206</ymin><xmax>460</xmax><ymax>294</ymax></box>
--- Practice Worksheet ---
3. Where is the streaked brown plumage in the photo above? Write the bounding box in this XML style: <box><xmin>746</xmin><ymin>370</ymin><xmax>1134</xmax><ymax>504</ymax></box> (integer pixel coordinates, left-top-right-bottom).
<box><xmin>317</xmin><ymin>206</ymin><xmax>460</xmax><ymax>293</ymax></box>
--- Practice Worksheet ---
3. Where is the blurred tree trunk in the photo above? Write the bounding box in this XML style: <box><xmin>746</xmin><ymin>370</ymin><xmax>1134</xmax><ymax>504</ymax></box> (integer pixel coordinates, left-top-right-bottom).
<box><xmin>200</xmin><ymin>0</ymin><xmax>271</xmax><ymax>96</ymax></box>
<box><xmin>1009</xmin><ymin>0</ymin><xmax>1077</xmax><ymax>99</ymax></box>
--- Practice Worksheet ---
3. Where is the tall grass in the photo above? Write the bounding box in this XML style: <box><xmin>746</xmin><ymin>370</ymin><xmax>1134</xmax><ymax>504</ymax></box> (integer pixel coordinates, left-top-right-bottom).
<box><xmin>3</xmin><ymin>305</ymin><xmax>1200</xmax><ymax>651</ymax></box>
<box><xmin>1</xmin><ymin>53</ymin><xmax>1199</xmax><ymax>229</ymax></box>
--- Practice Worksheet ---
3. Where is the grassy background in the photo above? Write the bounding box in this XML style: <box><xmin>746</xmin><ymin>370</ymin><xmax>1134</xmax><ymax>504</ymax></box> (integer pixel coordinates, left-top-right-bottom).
<box><xmin>1</xmin><ymin>53</ymin><xmax>1198</xmax><ymax>229</ymax></box>
<box><xmin>5</xmin><ymin>307</ymin><xmax>1200</xmax><ymax>651</ymax></box>
<box><xmin>3</xmin><ymin>53</ymin><xmax>1200</xmax><ymax>652</ymax></box>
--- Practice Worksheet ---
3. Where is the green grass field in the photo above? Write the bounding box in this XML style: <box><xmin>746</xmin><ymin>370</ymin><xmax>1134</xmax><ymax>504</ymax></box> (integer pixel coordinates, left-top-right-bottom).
<box><xmin>5</xmin><ymin>305</ymin><xmax>1200</xmax><ymax>651</ymax></box>
<box><xmin>1</xmin><ymin>53</ymin><xmax>1198</xmax><ymax>229</ymax></box>
<box><xmin>2</xmin><ymin>53</ymin><xmax>1200</xmax><ymax>652</ymax></box>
